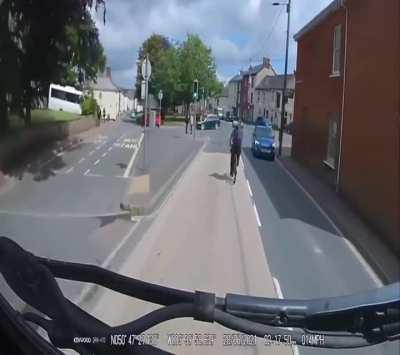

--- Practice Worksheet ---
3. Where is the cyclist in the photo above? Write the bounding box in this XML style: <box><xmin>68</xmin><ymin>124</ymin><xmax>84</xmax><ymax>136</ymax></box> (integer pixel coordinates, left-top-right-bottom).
<box><xmin>229</xmin><ymin>121</ymin><xmax>242</xmax><ymax>183</ymax></box>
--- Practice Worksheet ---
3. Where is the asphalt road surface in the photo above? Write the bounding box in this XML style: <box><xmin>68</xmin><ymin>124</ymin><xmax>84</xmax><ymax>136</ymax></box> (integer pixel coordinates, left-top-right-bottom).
<box><xmin>215</xmin><ymin>121</ymin><xmax>398</xmax><ymax>355</ymax></box>
<box><xmin>0</xmin><ymin>117</ymin><xmax>144</xmax><ymax>306</ymax></box>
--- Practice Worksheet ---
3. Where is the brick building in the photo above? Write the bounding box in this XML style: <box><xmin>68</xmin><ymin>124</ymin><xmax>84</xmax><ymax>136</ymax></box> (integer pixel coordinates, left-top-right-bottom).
<box><xmin>293</xmin><ymin>0</ymin><xmax>399</xmax><ymax>252</ymax></box>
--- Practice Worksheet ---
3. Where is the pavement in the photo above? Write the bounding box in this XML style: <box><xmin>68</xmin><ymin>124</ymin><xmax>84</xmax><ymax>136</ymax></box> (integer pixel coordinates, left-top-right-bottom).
<box><xmin>82</xmin><ymin>122</ymin><xmax>292</xmax><ymax>355</ymax></box>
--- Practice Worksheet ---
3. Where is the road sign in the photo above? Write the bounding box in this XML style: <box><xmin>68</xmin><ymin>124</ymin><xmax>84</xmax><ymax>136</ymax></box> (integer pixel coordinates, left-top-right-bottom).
<box><xmin>158</xmin><ymin>90</ymin><xmax>163</xmax><ymax>101</ymax></box>
<box><xmin>141</xmin><ymin>57</ymin><xmax>152</xmax><ymax>80</ymax></box>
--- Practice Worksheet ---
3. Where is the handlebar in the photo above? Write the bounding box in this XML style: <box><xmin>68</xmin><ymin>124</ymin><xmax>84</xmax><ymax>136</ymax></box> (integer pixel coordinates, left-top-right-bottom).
<box><xmin>0</xmin><ymin>236</ymin><xmax>399</xmax><ymax>354</ymax></box>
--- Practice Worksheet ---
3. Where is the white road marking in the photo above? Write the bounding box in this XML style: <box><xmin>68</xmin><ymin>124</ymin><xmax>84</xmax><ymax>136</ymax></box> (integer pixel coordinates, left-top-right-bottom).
<box><xmin>56</xmin><ymin>151</ymin><xmax>64</xmax><ymax>157</ymax></box>
<box><xmin>246</xmin><ymin>179</ymin><xmax>253</xmax><ymax>197</ymax></box>
<box><xmin>84</xmin><ymin>169</ymin><xmax>90</xmax><ymax>176</ymax></box>
<box><xmin>65</xmin><ymin>166</ymin><xmax>74</xmax><ymax>174</ymax></box>
<box><xmin>276</xmin><ymin>159</ymin><xmax>382</xmax><ymax>287</ymax></box>
<box><xmin>86</xmin><ymin>173</ymin><xmax>103</xmax><ymax>178</ymax></box>
<box><xmin>94</xmin><ymin>159</ymin><xmax>100</xmax><ymax>166</ymax></box>
<box><xmin>272</xmin><ymin>277</ymin><xmax>284</xmax><ymax>299</ymax></box>
<box><xmin>89</xmin><ymin>150</ymin><xmax>95</xmax><ymax>156</ymax></box>
<box><xmin>108</xmin><ymin>147</ymin><xmax>113</xmax><ymax>152</ymax></box>
<box><xmin>253</xmin><ymin>203</ymin><xmax>262</xmax><ymax>227</ymax></box>
<box><xmin>101</xmin><ymin>152</ymin><xmax>107</xmax><ymax>158</ymax></box>
<box><xmin>96</xmin><ymin>146</ymin><xmax>101</xmax><ymax>150</ymax></box>
<box><xmin>123</xmin><ymin>133</ymin><xmax>144</xmax><ymax>178</ymax></box>
<box><xmin>272</xmin><ymin>277</ymin><xmax>300</xmax><ymax>354</ymax></box>
<box><xmin>78</xmin><ymin>158</ymin><xmax>85</xmax><ymax>164</ymax></box>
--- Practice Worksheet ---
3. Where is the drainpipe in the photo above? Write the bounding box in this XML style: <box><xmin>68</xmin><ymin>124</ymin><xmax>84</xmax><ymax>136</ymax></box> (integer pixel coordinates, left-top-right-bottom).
<box><xmin>336</xmin><ymin>0</ymin><xmax>348</xmax><ymax>192</ymax></box>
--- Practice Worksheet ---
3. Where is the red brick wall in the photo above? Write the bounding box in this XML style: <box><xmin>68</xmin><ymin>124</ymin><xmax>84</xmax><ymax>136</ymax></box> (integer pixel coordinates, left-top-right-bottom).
<box><xmin>340</xmin><ymin>0</ymin><xmax>400</xmax><ymax>251</ymax></box>
<box><xmin>292</xmin><ymin>9</ymin><xmax>346</xmax><ymax>175</ymax></box>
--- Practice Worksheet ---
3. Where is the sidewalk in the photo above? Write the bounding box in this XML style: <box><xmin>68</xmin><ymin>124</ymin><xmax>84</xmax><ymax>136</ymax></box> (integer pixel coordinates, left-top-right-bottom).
<box><xmin>123</xmin><ymin>126</ymin><xmax>204</xmax><ymax>215</ymax></box>
<box><xmin>84</xmin><ymin>144</ymin><xmax>292</xmax><ymax>355</ymax></box>
<box><xmin>278</xmin><ymin>156</ymin><xmax>400</xmax><ymax>284</ymax></box>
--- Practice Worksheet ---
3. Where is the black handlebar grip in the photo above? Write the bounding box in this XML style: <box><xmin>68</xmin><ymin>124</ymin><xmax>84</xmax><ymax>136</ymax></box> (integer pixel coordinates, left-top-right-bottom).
<box><xmin>194</xmin><ymin>291</ymin><xmax>216</xmax><ymax>323</ymax></box>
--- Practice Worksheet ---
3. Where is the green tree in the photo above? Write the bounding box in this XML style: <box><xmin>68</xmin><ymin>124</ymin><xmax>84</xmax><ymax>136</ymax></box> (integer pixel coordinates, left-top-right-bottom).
<box><xmin>176</xmin><ymin>34</ymin><xmax>221</xmax><ymax>116</ymax></box>
<box><xmin>135</xmin><ymin>34</ymin><xmax>171</xmax><ymax>99</ymax></box>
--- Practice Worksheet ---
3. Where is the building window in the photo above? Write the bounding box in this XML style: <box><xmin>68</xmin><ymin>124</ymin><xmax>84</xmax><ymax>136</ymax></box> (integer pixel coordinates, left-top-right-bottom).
<box><xmin>276</xmin><ymin>92</ymin><xmax>281</xmax><ymax>109</ymax></box>
<box><xmin>251</xmin><ymin>93</ymin><xmax>253</xmax><ymax>104</ymax></box>
<box><xmin>332</xmin><ymin>25</ymin><xmax>342</xmax><ymax>76</ymax></box>
<box><xmin>325</xmin><ymin>113</ymin><xmax>340</xmax><ymax>169</ymax></box>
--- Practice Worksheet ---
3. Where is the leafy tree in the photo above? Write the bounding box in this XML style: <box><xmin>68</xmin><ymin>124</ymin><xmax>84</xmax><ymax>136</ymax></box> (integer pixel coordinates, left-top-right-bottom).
<box><xmin>135</xmin><ymin>34</ymin><xmax>171</xmax><ymax>99</ymax></box>
<box><xmin>135</xmin><ymin>33</ymin><xmax>222</xmax><ymax>116</ymax></box>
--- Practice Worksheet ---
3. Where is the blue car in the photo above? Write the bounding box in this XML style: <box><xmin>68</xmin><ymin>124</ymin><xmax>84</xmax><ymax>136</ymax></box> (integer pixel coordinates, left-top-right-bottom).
<box><xmin>197</xmin><ymin>114</ymin><xmax>220</xmax><ymax>130</ymax></box>
<box><xmin>251</xmin><ymin>125</ymin><xmax>276</xmax><ymax>160</ymax></box>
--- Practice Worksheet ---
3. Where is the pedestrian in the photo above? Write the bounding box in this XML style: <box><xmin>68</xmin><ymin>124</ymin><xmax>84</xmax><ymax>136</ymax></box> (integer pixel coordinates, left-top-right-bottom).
<box><xmin>102</xmin><ymin>108</ymin><xmax>106</xmax><ymax>121</ymax></box>
<box><xmin>190</xmin><ymin>114</ymin><xmax>194</xmax><ymax>135</ymax></box>
<box><xmin>185</xmin><ymin>115</ymin><xmax>189</xmax><ymax>134</ymax></box>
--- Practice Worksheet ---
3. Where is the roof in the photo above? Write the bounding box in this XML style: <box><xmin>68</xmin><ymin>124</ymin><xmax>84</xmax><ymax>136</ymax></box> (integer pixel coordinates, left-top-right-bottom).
<box><xmin>294</xmin><ymin>0</ymin><xmax>343</xmax><ymax>41</ymax></box>
<box><xmin>256</xmin><ymin>74</ymin><xmax>295</xmax><ymax>91</ymax></box>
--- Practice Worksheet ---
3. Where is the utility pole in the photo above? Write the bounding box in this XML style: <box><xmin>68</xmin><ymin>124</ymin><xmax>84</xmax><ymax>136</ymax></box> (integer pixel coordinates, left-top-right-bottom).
<box><xmin>273</xmin><ymin>0</ymin><xmax>291</xmax><ymax>157</ymax></box>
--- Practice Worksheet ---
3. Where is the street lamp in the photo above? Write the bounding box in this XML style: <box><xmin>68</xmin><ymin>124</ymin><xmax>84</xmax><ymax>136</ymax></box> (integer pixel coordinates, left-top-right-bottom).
<box><xmin>272</xmin><ymin>0</ymin><xmax>291</xmax><ymax>157</ymax></box>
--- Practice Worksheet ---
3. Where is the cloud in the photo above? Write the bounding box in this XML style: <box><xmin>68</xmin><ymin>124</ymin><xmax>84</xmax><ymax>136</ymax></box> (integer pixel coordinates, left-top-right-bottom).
<box><xmin>94</xmin><ymin>0</ymin><xmax>333</xmax><ymax>87</ymax></box>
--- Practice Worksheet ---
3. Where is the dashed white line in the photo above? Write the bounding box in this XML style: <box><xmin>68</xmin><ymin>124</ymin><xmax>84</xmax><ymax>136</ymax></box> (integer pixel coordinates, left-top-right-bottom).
<box><xmin>246</xmin><ymin>179</ymin><xmax>253</xmax><ymax>197</ymax></box>
<box><xmin>101</xmin><ymin>152</ymin><xmax>107</xmax><ymax>158</ymax></box>
<box><xmin>89</xmin><ymin>150</ymin><xmax>95</xmax><ymax>156</ymax></box>
<box><xmin>94</xmin><ymin>159</ymin><xmax>100</xmax><ymax>166</ymax></box>
<box><xmin>56</xmin><ymin>151</ymin><xmax>64</xmax><ymax>157</ymax></box>
<box><xmin>253</xmin><ymin>203</ymin><xmax>262</xmax><ymax>227</ymax></box>
<box><xmin>65</xmin><ymin>166</ymin><xmax>74</xmax><ymax>174</ymax></box>
<box><xmin>84</xmin><ymin>169</ymin><xmax>91</xmax><ymax>176</ymax></box>
<box><xmin>78</xmin><ymin>158</ymin><xmax>85</xmax><ymax>164</ymax></box>
<box><xmin>275</xmin><ymin>159</ymin><xmax>382</xmax><ymax>287</ymax></box>
<box><xmin>96</xmin><ymin>146</ymin><xmax>101</xmax><ymax>150</ymax></box>
<box><xmin>108</xmin><ymin>147</ymin><xmax>113</xmax><ymax>152</ymax></box>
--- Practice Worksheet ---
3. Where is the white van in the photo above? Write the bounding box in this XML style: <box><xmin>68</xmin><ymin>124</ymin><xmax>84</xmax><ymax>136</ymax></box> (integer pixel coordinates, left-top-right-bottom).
<box><xmin>48</xmin><ymin>83</ymin><xmax>83</xmax><ymax>115</ymax></box>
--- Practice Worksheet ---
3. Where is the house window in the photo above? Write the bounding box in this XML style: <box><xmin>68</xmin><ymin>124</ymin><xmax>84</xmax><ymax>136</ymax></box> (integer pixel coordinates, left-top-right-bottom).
<box><xmin>332</xmin><ymin>25</ymin><xmax>342</xmax><ymax>76</ymax></box>
<box><xmin>276</xmin><ymin>92</ymin><xmax>281</xmax><ymax>109</ymax></box>
<box><xmin>325</xmin><ymin>113</ymin><xmax>340</xmax><ymax>169</ymax></box>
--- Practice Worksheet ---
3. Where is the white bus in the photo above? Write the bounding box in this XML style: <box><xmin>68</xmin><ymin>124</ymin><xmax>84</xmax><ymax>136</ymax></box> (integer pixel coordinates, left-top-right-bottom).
<box><xmin>48</xmin><ymin>83</ymin><xmax>83</xmax><ymax>115</ymax></box>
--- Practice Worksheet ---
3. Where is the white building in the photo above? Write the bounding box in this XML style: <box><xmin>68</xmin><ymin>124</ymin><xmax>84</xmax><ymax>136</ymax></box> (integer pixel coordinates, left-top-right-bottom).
<box><xmin>88</xmin><ymin>67</ymin><xmax>134</xmax><ymax>120</ymax></box>
<box><xmin>254</xmin><ymin>74</ymin><xmax>295</xmax><ymax>128</ymax></box>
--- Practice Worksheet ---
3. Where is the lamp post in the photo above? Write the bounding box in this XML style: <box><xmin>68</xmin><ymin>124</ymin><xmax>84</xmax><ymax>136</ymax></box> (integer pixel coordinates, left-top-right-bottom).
<box><xmin>272</xmin><ymin>0</ymin><xmax>291</xmax><ymax>157</ymax></box>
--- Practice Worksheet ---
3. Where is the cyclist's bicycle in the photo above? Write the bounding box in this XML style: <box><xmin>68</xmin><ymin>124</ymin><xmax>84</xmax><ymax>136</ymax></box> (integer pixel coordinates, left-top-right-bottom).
<box><xmin>0</xmin><ymin>237</ymin><xmax>399</xmax><ymax>354</ymax></box>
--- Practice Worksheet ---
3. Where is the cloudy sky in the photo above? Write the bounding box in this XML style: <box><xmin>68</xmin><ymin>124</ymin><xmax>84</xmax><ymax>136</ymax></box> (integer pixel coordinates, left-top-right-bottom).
<box><xmin>94</xmin><ymin>0</ymin><xmax>332</xmax><ymax>88</ymax></box>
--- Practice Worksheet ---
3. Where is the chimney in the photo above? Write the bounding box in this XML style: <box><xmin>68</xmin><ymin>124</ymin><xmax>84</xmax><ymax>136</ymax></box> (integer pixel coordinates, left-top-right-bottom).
<box><xmin>105</xmin><ymin>66</ymin><xmax>112</xmax><ymax>79</ymax></box>
<box><xmin>263</xmin><ymin>57</ymin><xmax>270</xmax><ymax>68</ymax></box>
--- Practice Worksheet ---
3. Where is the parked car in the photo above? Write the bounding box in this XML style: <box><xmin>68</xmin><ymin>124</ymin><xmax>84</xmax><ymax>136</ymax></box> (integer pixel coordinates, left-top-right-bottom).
<box><xmin>251</xmin><ymin>125</ymin><xmax>276</xmax><ymax>160</ymax></box>
<box><xmin>197</xmin><ymin>114</ymin><xmax>220</xmax><ymax>130</ymax></box>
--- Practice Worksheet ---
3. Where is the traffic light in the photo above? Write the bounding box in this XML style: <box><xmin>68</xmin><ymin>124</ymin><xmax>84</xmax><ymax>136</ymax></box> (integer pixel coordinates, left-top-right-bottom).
<box><xmin>193</xmin><ymin>80</ymin><xmax>199</xmax><ymax>101</ymax></box>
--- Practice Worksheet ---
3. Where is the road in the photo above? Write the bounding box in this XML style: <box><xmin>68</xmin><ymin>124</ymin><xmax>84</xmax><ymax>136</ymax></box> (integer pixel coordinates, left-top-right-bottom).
<box><xmin>0</xmin><ymin>117</ymin><xmax>144</xmax><ymax>307</ymax></box>
<box><xmin>82</xmin><ymin>120</ymin><xmax>399</xmax><ymax>355</ymax></box>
